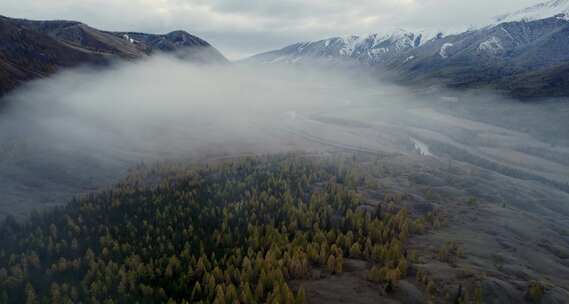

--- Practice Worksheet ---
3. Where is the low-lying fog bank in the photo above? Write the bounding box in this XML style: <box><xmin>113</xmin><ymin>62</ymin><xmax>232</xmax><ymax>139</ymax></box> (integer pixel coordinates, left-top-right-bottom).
<box><xmin>0</xmin><ymin>55</ymin><xmax>568</xmax><ymax>219</ymax></box>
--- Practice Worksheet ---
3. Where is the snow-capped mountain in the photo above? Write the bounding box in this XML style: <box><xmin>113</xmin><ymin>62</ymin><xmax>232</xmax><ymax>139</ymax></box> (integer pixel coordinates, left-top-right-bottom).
<box><xmin>247</xmin><ymin>29</ymin><xmax>444</xmax><ymax>65</ymax></box>
<box><xmin>388</xmin><ymin>15</ymin><xmax>569</xmax><ymax>92</ymax></box>
<box><xmin>495</xmin><ymin>0</ymin><xmax>569</xmax><ymax>24</ymax></box>
<box><xmin>247</xmin><ymin>0</ymin><xmax>569</xmax><ymax>98</ymax></box>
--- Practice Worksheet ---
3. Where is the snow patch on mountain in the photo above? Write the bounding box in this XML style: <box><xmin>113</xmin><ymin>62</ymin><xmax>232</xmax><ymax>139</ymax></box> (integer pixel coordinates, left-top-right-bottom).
<box><xmin>439</xmin><ymin>43</ymin><xmax>454</xmax><ymax>59</ymax></box>
<box><xmin>296</xmin><ymin>42</ymin><xmax>311</xmax><ymax>52</ymax></box>
<box><xmin>333</xmin><ymin>29</ymin><xmax>443</xmax><ymax>59</ymax></box>
<box><xmin>338</xmin><ymin>35</ymin><xmax>365</xmax><ymax>56</ymax></box>
<box><xmin>370</xmin><ymin>48</ymin><xmax>389</xmax><ymax>56</ymax></box>
<box><xmin>479</xmin><ymin>37</ymin><xmax>504</xmax><ymax>54</ymax></box>
<box><xmin>404</xmin><ymin>55</ymin><xmax>415</xmax><ymax>63</ymax></box>
<box><xmin>495</xmin><ymin>0</ymin><xmax>569</xmax><ymax>24</ymax></box>
<box><xmin>122</xmin><ymin>34</ymin><xmax>135</xmax><ymax>44</ymax></box>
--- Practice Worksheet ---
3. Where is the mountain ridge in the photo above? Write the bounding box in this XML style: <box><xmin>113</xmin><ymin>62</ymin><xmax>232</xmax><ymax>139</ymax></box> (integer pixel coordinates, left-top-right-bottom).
<box><xmin>246</xmin><ymin>29</ymin><xmax>444</xmax><ymax>65</ymax></box>
<box><xmin>246</xmin><ymin>0</ymin><xmax>569</xmax><ymax>99</ymax></box>
<box><xmin>0</xmin><ymin>15</ymin><xmax>227</xmax><ymax>98</ymax></box>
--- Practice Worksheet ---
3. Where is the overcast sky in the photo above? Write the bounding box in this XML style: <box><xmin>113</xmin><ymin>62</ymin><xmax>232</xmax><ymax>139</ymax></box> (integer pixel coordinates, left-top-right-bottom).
<box><xmin>2</xmin><ymin>0</ymin><xmax>539</xmax><ymax>59</ymax></box>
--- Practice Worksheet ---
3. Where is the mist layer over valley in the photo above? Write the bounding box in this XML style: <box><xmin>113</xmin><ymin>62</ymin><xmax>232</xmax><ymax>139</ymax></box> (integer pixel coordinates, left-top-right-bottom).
<box><xmin>1</xmin><ymin>55</ymin><xmax>569</xmax><ymax>302</ymax></box>
<box><xmin>0</xmin><ymin>56</ymin><xmax>412</xmax><ymax>219</ymax></box>
<box><xmin>0</xmin><ymin>57</ymin><xmax>353</xmax><ymax>218</ymax></box>
<box><xmin>1</xmin><ymin>56</ymin><xmax>568</xmax><ymax>218</ymax></box>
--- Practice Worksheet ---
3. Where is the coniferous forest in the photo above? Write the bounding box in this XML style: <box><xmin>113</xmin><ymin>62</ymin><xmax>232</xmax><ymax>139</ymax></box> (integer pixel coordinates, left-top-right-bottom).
<box><xmin>0</xmin><ymin>154</ymin><xmax>444</xmax><ymax>303</ymax></box>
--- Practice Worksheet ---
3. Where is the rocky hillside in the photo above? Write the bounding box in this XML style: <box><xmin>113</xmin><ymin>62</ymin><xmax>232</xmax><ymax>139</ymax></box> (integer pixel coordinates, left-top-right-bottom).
<box><xmin>0</xmin><ymin>15</ymin><xmax>227</xmax><ymax>97</ymax></box>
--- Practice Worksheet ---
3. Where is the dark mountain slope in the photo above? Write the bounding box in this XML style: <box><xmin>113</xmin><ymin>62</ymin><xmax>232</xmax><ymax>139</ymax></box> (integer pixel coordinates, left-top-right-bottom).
<box><xmin>9</xmin><ymin>18</ymin><xmax>145</xmax><ymax>58</ymax></box>
<box><xmin>497</xmin><ymin>63</ymin><xmax>569</xmax><ymax>98</ymax></box>
<box><xmin>0</xmin><ymin>17</ymin><xmax>109</xmax><ymax>96</ymax></box>
<box><xmin>389</xmin><ymin>17</ymin><xmax>569</xmax><ymax>98</ymax></box>
<box><xmin>0</xmin><ymin>15</ymin><xmax>227</xmax><ymax>97</ymax></box>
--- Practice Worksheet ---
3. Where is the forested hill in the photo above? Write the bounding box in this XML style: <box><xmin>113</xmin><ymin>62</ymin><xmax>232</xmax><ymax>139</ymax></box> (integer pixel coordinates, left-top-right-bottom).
<box><xmin>0</xmin><ymin>154</ymin><xmax>445</xmax><ymax>303</ymax></box>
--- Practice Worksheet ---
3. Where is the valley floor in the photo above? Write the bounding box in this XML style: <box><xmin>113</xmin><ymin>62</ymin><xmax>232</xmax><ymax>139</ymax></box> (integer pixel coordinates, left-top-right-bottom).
<box><xmin>1</xmin><ymin>89</ymin><xmax>568</xmax><ymax>303</ymax></box>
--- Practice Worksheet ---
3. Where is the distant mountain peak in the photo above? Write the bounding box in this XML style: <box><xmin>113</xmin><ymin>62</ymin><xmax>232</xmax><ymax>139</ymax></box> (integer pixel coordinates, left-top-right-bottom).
<box><xmin>495</xmin><ymin>0</ymin><xmax>569</xmax><ymax>24</ymax></box>
<box><xmin>247</xmin><ymin>29</ymin><xmax>444</xmax><ymax>65</ymax></box>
